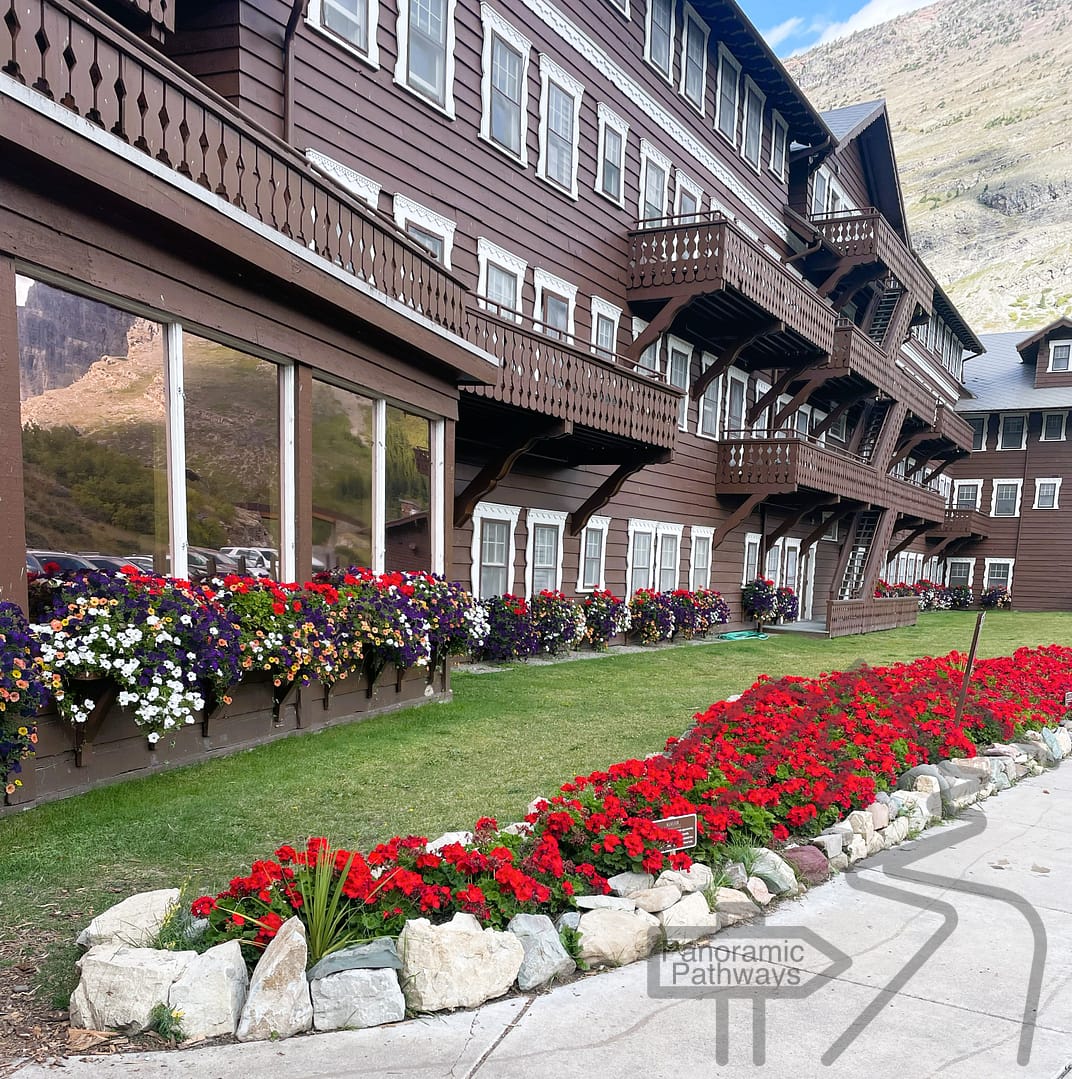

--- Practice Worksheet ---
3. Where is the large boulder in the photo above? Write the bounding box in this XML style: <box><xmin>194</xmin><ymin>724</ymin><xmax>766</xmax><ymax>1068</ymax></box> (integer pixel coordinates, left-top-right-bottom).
<box><xmin>711</xmin><ymin>888</ymin><xmax>756</xmax><ymax>925</ymax></box>
<box><xmin>749</xmin><ymin>849</ymin><xmax>797</xmax><ymax>895</ymax></box>
<box><xmin>630</xmin><ymin>886</ymin><xmax>682</xmax><ymax>913</ymax></box>
<box><xmin>507</xmin><ymin>913</ymin><xmax>575</xmax><ymax>990</ymax></box>
<box><xmin>76</xmin><ymin>889</ymin><xmax>180</xmax><ymax>950</ymax></box>
<box><xmin>236</xmin><ymin>917</ymin><xmax>313</xmax><ymax>1042</ymax></box>
<box><xmin>310</xmin><ymin>968</ymin><xmax>405</xmax><ymax>1031</ymax></box>
<box><xmin>657</xmin><ymin>891</ymin><xmax>721</xmax><ymax>943</ymax></box>
<box><xmin>577</xmin><ymin>908</ymin><xmax>662</xmax><ymax>967</ymax></box>
<box><xmin>781</xmin><ymin>845</ymin><xmax>830</xmax><ymax>886</ymax></box>
<box><xmin>69</xmin><ymin>944</ymin><xmax>194</xmax><ymax>1033</ymax></box>
<box><xmin>606</xmin><ymin>871</ymin><xmax>654</xmax><ymax>897</ymax></box>
<box><xmin>655</xmin><ymin>864</ymin><xmax>714</xmax><ymax>894</ymax></box>
<box><xmin>399</xmin><ymin>913</ymin><xmax>524</xmax><ymax>1012</ymax></box>
<box><xmin>168</xmin><ymin>940</ymin><xmax>248</xmax><ymax>1042</ymax></box>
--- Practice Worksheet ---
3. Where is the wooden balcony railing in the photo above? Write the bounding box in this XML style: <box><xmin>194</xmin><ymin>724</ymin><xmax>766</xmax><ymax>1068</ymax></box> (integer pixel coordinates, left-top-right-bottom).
<box><xmin>2</xmin><ymin>0</ymin><xmax>468</xmax><ymax>339</ymax></box>
<box><xmin>932</xmin><ymin>403</ymin><xmax>974</xmax><ymax>453</ymax></box>
<box><xmin>811</xmin><ymin>209</ymin><xmax>933</xmax><ymax>307</ymax></box>
<box><xmin>714</xmin><ymin>434</ymin><xmax>946</xmax><ymax>520</ymax></box>
<box><xmin>628</xmin><ymin>213</ymin><xmax>836</xmax><ymax>354</ymax></box>
<box><xmin>462</xmin><ymin>309</ymin><xmax>683</xmax><ymax>450</ymax></box>
<box><xmin>937</xmin><ymin>508</ymin><xmax>990</xmax><ymax>538</ymax></box>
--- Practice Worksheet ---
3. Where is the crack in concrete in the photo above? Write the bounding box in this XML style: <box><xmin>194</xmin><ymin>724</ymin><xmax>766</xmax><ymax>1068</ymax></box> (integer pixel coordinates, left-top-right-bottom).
<box><xmin>462</xmin><ymin>998</ymin><xmax>533</xmax><ymax>1079</ymax></box>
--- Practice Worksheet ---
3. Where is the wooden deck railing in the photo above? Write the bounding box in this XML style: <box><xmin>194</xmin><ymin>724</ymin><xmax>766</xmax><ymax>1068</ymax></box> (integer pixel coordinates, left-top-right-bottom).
<box><xmin>714</xmin><ymin>434</ymin><xmax>946</xmax><ymax>520</ymax></box>
<box><xmin>826</xmin><ymin>596</ymin><xmax>918</xmax><ymax>638</ymax></box>
<box><xmin>932</xmin><ymin>403</ymin><xmax>974</xmax><ymax>452</ymax></box>
<box><xmin>462</xmin><ymin>309</ymin><xmax>683</xmax><ymax>449</ymax></box>
<box><xmin>811</xmin><ymin>209</ymin><xmax>933</xmax><ymax>307</ymax></box>
<box><xmin>628</xmin><ymin>213</ymin><xmax>836</xmax><ymax>353</ymax></box>
<box><xmin>937</xmin><ymin>508</ymin><xmax>990</xmax><ymax>538</ymax></box>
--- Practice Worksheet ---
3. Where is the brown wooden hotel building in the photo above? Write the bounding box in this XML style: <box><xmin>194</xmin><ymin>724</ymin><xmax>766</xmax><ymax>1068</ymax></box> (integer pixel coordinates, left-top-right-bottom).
<box><xmin>0</xmin><ymin>0</ymin><xmax>986</xmax><ymax>636</ymax></box>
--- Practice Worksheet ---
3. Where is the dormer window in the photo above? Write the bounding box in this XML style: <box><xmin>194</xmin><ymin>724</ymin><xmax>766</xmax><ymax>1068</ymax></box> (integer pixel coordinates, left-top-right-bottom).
<box><xmin>1050</xmin><ymin>342</ymin><xmax>1071</xmax><ymax>372</ymax></box>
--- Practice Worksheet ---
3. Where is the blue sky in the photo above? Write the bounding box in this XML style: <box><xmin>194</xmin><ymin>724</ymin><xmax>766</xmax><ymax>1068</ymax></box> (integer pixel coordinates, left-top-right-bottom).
<box><xmin>740</xmin><ymin>0</ymin><xmax>935</xmax><ymax>55</ymax></box>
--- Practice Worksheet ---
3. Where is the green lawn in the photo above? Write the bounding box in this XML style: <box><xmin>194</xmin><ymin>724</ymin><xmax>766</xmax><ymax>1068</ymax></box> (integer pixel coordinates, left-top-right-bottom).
<box><xmin>1</xmin><ymin>609</ymin><xmax>1069</xmax><ymax>1005</ymax></box>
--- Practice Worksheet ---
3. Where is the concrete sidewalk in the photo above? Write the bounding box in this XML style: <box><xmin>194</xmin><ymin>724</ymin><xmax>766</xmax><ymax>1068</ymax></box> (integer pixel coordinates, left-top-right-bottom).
<box><xmin>13</xmin><ymin>770</ymin><xmax>1072</xmax><ymax>1079</ymax></box>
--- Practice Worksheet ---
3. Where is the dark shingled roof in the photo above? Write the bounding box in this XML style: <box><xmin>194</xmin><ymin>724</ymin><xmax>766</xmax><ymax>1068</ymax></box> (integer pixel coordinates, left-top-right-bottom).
<box><xmin>820</xmin><ymin>100</ymin><xmax>886</xmax><ymax>143</ymax></box>
<box><xmin>957</xmin><ymin>330</ymin><xmax>1072</xmax><ymax>412</ymax></box>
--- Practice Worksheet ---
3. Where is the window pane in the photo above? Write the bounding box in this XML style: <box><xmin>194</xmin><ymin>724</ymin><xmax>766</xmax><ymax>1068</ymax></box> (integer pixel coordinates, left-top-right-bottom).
<box><xmin>490</xmin><ymin>36</ymin><xmax>523</xmax><ymax>155</ymax></box>
<box><xmin>691</xmin><ymin>535</ymin><xmax>710</xmax><ymax>589</ymax></box>
<box><xmin>650</xmin><ymin>0</ymin><xmax>672</xmax><ymax>75</ymax></box>
<box><xmin>727</xmin><ymin>379</ymin><xmax>745</xmax><ymax>432</ymax></box>
<box><xmin>543</xmin><ymin>293</ymin><xmax>569</xmax><ymax>338</ymax></box>
<box><xmin>18</xmin><ymin>278</ymin><xmax>170</xmax><ymax>570</ymax></box>
<box><xmin>986</xmin><ymin>563</ymin><xmax>1010</xmax><ymax>588</ymax></box>
<box><xmin>546</xmin><ymin>83</ymin><xmax>574</xmax><ymax>188</ymax></box>
<box><xmin>683</xmin><ymin>18</ymin><xmax>704</xmax><ymax>105</ymax></box>
<box><xmin>480</xmin><ymin>519</ymin><xmax>509</xmax><ymax>598</ymax></box>
<box><xmin>486</xmin><ymin>263</ymin><xmax>517</xmax><ymax>315</ymax></box>
<box><xmin>582</xmin><ymin>526</ymin><xmax>604</xmax><ymax>589</ymax></box>
<box><xmin>1000</xmin><ymin>416</ymin><xmax>1024</xmax><ymax>449</ymax></box>
<box><xmin>678</xmin><ymin>189</ymin><xmax>699</xmax><ymax>220</ymax></box>
<box><xmin>743</xmin><ymin>85</ymin><xmax>762</xmax><ymax>165</ymax></box>
<box><xmin>1043</xmin><ymin>413</ymin><xmax>1065</xmax><ymax>440</ymax></box>
<box><xmin>658</xmin><ymin>533</ymin><xmax>677</xmax><ymax>591</ymax></box>
<box><xmin>385</xmin><ymin>405</ymin><xmax>431</xmax><ymax>571</ymax></box>
<box><xmin>183</xmin><ymin>333</ymin><xmax>280</xmax><ymax>574</ymax></box>
<box><xmin>642</xmin><ymin>161</ymin><xmax>666</xmax><ymax>222</ymax></box>
<box><xmin>700</xmin><ymin>384</ymin><xmax>719</xmax><ymax>435</ymax></box>
<box><xmin>717</xmin><ymin>56</ymin><xmax>737</xmax><ymax>140</ymax></box>
<box><xmin>1052</xmin><ymin>344</ymin><xmax>1070</xmax><ymax>371</ymax></box>
<box><xmin>532</xmin><ymin>522</ymin><xmax>558</xmax><ymax>592</ymax></box>
<box><xmin>955</xmin><ymin>484</ymin><xmax>978</xmax><ymax>508</ymax></box>
<box><xmin>670</xmin><ymin>347</ymin><xmax>689</xmax><ymax>426</ymax></box>
<box><xmin>323</xmin><ymin>0</ymin><xmax>367</xmax><ymax>51</ymax></box>
<box><xmin>1037</xmin><ymin>482</ymin><xmax>1057</xmax><ymax>508</ymax></box>
<box><xmin>948</xmin><ymin>561</ymin><xmax>970</xmax><ymax>586</ymax></box>
<box><xmin>631</xmin><ymin>531</ymin><xmax>652</xmax><ymax>591</ymax></box>
<box><xmin>595</xmin><ymin>314</ymin><xmax>616</xmax><ymax>355</ymax></box>
<box><xmin>744</xmin><ymin>538</ymin><xmax>759</xmax><ymax>582</ymax></box>
<box><xmin>994</xmin><ymin>483</ymin><xmax>1018</xmax><ymax>515</ymax></box>
<box><xmin>969</xmin><ymin>416</ymin><xmax>985</xmax><ymax>450</ymax></box>
<box><xmin>311</xmin><ymin>380</ymin><xmax>374</xmax><ymax>571</ymax></box>
<box><xmin>408</xmin><ymin>0</ymin><xmax>447</xmax><ymax>102</ymax></box>
<box><xmin>602</xmin><ymin>126</ymin><xmax>623</xmax><ymax>200</ymax></box>
<box><xmin>406</xmin><ymin>224</ymin><xmax>444</xmax><ymax>262</ymax></box>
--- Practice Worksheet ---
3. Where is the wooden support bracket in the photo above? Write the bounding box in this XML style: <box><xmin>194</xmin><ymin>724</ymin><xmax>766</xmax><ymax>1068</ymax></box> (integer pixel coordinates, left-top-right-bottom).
<box><xmin>568</xmin><ymin>451</ymin><xmax>670</xmax><ymax>535</ymax></box>
<box><xmin>764</xmin><ymin>495</ymin><xmax>839</xmax><ymax>548</ymax></box>
<box><xmin>69</xmin><ymin>677</ymin><xmax>119</xmax><ymax>768</ymax></box>
<box><xmin>627</xmin><ymin>295</ymin><xmax>693</xmax><ymax>363</ymax></box>
<box><xmin>799</xmin><ymin>504</ymin><xmax>855</xmax><ymax>553</ymax></box>
<box><xmin>921</xmin><ymin>455</ymin><xmax>959</xmax><ymax>486</ymax></box>
<box><xmin>691</xmin><ymin>319</ymin><xmax>783</xmax><ymax>402</ymax></box>
<box><xmin>769</xmin><ymin>372</ymin><xmax>835</xmax><ymax>429</ymax></box>
<box><xmin>810</xmin><ymin>389</ymin><xmax>871</xmax><ymax>440</ymax></box>
<box><xmin>888</xmin><ymin>430</ymin><xmax>932</xmax><ymax>471</ymax></box>
<box><xmin>747</xmin><ymin>366</ymin><xmax>799</xmax><ymax>426</ymax></box>
<box><xmin>710</xmin><ymin>493</ymin><xmax>764</xmax><ymax>553</ymax></box>
<box><xmin>888</xmin><ymin>523</ymin><xmax>930</xmax><ymax>560</ymax></box>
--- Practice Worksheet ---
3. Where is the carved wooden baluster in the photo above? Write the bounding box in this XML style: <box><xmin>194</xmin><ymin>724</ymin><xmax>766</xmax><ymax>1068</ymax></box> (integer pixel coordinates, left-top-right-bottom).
<box><xmin>232</xmin><ymin>131</ymin><xmax>246</xmax><ymax>211</ymax></box>
<box><xmin>217</xmin><ymin>118</ymin><xmax>241</xmax><ymax>204</ymax></box>
<box><xmin>293</xmin><ymin>171</ymin><xmax>307</xmax><ymax>247</ymax></box>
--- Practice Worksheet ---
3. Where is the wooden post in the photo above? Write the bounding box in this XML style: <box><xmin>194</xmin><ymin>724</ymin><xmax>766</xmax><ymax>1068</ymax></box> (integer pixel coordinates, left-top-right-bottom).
<box><xmin>0</xmin><ymin>257</ymin><xmax>28</xmax><ymax>610</ymax></box>
<box><xmin>952</xmin><ymin>611</ymin><xmax>986</xmax><ymax>729</ymax></box>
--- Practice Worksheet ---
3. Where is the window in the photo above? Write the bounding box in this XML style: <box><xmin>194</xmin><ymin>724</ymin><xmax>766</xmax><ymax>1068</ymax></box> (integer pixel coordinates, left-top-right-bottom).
<box><xmin>1042</xmin><ymin>412</ymin><xmax>1066</xmax><ymax>441</ymax></box>
<box><xmin>675</xmin><ymin>169</ymin><xmax>703</xmax><ymax>221</ymax></box>
<box><xmin>953</xmin><ymin>481</ymin><xmax>980</xmax><ymax>510</ymax></box>
<box><xmin>632</xmin><ymin>318</ymin><xmax>660</xmax><ymax>374</ymax></box>
<box><xmin>690</xmin><ymin>526</ymin><xmax>713</xmax><ymax>590</ymax></box>
<box><xmin>537</xmin><ymin>57</ymin><xmax>583</xmax><ymax>199</ymax></box>
<box><xmin>534</xmin><ymin>268</ymin><xmax>577</xmax><ymax>342</ymax></box>
<box><xmin>308</xmin><ymin>0</ymin><xmax>379</xmax><ymax>66</ymax></box>
<box><xmin>477</xmin><ymin>237</ymin><xmax>526</xmax><ymax>319</ymax></box>
<box><xmin>591</xmin><ymin>297</ymin><xmax>622</xmax><ymax>359</ymax></box>
<box><xmin>479</xmin><ymin>7</ymin><xmax>531</xmax><ymax>164</ymax></box>
<box><xmin>639</xmin><ymin>140</ymin><xmax>671</xmax><ymax>224</ymax></box>
<box><xmin>628</xmin><ymin>519</ymin><xmax>657</xmax><ymax>592</ymax></box>
<box><xmin>525</xmin><ymin>508</ymin><xmax>566</xmax><ymax>595</ymax></box>
<box><xmin>990</xmin><ymin>479</ymin><xmax>1023</xmax><ymax>517</ymax></box>
<box><xmin>752</xmin><ymin>379</ymin><xmax>770</xmax><ymax>436</ymax></box>
<box><xmin>984</xmin><ymin>558</ymin><xmax>1014</xmax><ymax>592</ymax></box>
<box><xmin>828</xmin><ymin>411</ymin><xmax>848</xmax><ymax>443</ymax></box>
<box><xmin>667</xmin><ymin>336</ymin><xmax>691</xmax><ymax>429</ymax></box>
<box><xmin>741</xmin><ymin>78</ymin><xmax>765</xmax><ymax>169</ymax></box>
<box><xmin>714</xmin><ymin>47</ymin><xmax>740</xmax><ymax>144</ymax></box>
<box><xmin>1050</xmin><ymin>342</ymin><xmax>1071</xmax><ymax>372</ymax></box>
<box><xmin>967</xmin><ymin>415</ymin><xmax>986</xmax><ymax>451</ymax></box>
<box><xmin>697</xmin><ymin>354</ymin><xmax>720</xmax><ymax>438</ymax></box>
<box><xmin>605</xmin><ymin>0</ymin><xmax>629</xmax><ymax>14</ymax></box>
<box><xmin>769</xmin><ymin>111</ymin><xmax>788</xmax><ymax>179</ymax></box>
<box><xmin>997</xmin><ymin>413</ymin><xmax>1026</xmax><ymax>450</ymax></box>
<box><xmin>577</xmin><ymin>515</ymin><xmax>610</xmax><ymax>592</ymax></box>
<box><xmin>724</xmin><ymin>370</ymin><xmax>746</xmax><ymax>436</ymax></box>
<box><xmin>742</xmin><ymin>532</ymin><xmax>760</xmax><ymax>584</ymax></box>
<box><xmin>1034</xmin><ymin>477</ymin><xmax>1062</xmax><ymax>510</ymax></box>
<box><xmin>645</xmin><ymin>0</ymin><xmax>674</xmax><ymax>80</ymax></box>
<box><xmin>393</xmin><ymin>195</ymin><xmax>456</xmax><ymax>268</ymax></box>
<box><xmin>811</xmin><ymin>168</ymin><xmax>829</xmax><ymax>216</ymax></box>
<box><xmin>595</xmin><ymin>104</ymin><xmax>628</xmax><ymax>206</ymax></box>
<box><xmin>395</xmin><ymin>0</ymin><xmax>457</xmax><ymax>114</ymax></box>
<box><xmin>470</xmin><ymin>502</ymin><xmax>520</xmax><ymax>597</ymax></box>
<box><xmin>656</xmin><ymin>524</ymin><xmax>683</xmax><ymax>592</ymax></box>
<box><xmin>947</xmin><ymin>559</ymin><xmax>974</xmax><ymax>588</ymax></box>
<box><xmin>680</xmin><ymin>5</ymin><xmax>709</xmax><ymax>111</ymax></box>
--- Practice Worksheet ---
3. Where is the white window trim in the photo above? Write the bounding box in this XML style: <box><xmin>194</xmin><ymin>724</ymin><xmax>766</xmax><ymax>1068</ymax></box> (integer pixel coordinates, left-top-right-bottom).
<box><xmin>740</xmin><ymin>76</ymin><xmax>766</xmax><ymax>172</ymax></box>
<box><xmin>470</xmin><ymin>501</ymin><xmax>521</xmax><ymax>596</ymax></box>
<box><xmin>724</xmin><ymin>367</ymin><xmax>748</xmax><ymax>437</ymax></box>
<box><xmin>678</xmin><ymin>4</ymin><xmax>709</xmax><ymax>113</ymax></box>
<box><xmin>638</xmin><ymin>138</ymin><xmax>672</xmax><ymax>223</ymax></box>
<box><xmin>643</xmin><ymin>0</ymin><xmax>675</xmax><ymax>83</ymax></box>
<box><xmin>524</xmin><ymin>507</ymin><xmax>568</xmax><ymax>596</ymax></box>
<box><xmin>952</xmin><ymin>479</ymin><xmax>982</xmax><ymax>511</ymax></box>
<box><xmin>536</xmin><ymin>55</ymin><xmax>584</xmax><ymax>200</ymax></box>
<box><xmin>393</xmin><ymin>194</ymin><xmax>456</xmax><ymax>268</ymax></box>
<box><xmin>1033</xmin><ymin>477</ymin><xmax>1062</xmax><ymax>510</ymax></box>
<box><xmin>626</xmin><ymin>518</ymin><xmax>658</xmax><ymax>593</ymax></box>
<box><xmin>576</xmin><ymin>514</ymin><xmax>610</xmax><ymax>592</ymax></box>
<box><xmin>689</xmin><ymin>524</ymin><xmax>714</xmax><ymax>590</ymax></box>
<box><xmin>811</xmin><ymin>408</ymin><xmax>827</xmax><ymax>446</ymax></box>
<box><xmin>696</xmin><ymin>352</ymin><xmax>721</xmax><ymax>439</ymax></box>
<box><xmin>394</xmin><ymin>0</ymin><xmax>458</xmax><ymax>118</ymax></box>
<box><xmin>594</xmin><ymin>102</ymin><xmax>629</xmax><ymax>208</ymax></box>
<box><xmin>655</xmin><ymin>521</ymin><xmax>684</xmax><ymax>592</ymax></box>
<box><xmin>752</xmin><ymin>377</ymin><xmax>770</xmax><ymax>436</ymax></box>
<box><xmin>590</xmin><ymin>295</ymin><xmax>622</xmax><ymax>357</ymax></box>
<box><xmin>476</xmin><ymin>237</ymin><xmax>526</xmax><ymax>319</ymax></box>
<box><xmin>606</xmin><ymin>0</ymin><xmax>630</xmax><ymax>17</ymax></box>
<box><xmin>533</xmin><ymin>267</ymin><xmax>578</xmax><ymax>339</ymax></box>
<box><xmin>1041</xmin><ymin>411</ymin><xmax>1067</xmax><ymax>441</ymax></box>
<box><xmin>742</xmin><ymin>531</ymin><xmax>761</xmax><ymax>585</ymax></box>
<box><xmin>967</xmin><ymin>414</ymin><xmax>988</xmax><ymax>451</ymax></box>
<box><xmin>983</xmin><ymin>557</ymin><xmax>1015</xmax><ymax>593</ymax></box>
<box><xmin>631</xmin><ymin>316</ymin><xmax>661</xmax><ymax>374</ymax></box>
<box><xmin>996</xmin><ymin>412</ymin><xmax>1027</xmax><ymax>451</ymax></box>
<box><xmin>305</xmin><ymin>149</ymin><xmax>381</xmax><ymax>209</ymax></box>
<box><xmin>1048</xmin><ymin>340</ymin><xmax>1072</xmax><ymax>373</ymax></box>
<box><xmin>666</xmin><ymin>334</ymin><xmax>692</xmax><ymax>429</ymax></box>
<box><xmin>674</xmin><ymin>168</ymin><xmax>704</xmax><ymax>219</ymax></box>
<box><xmin>479</xmin><ymin>4</ymin><xmax>532</xmax><ymax>166</ymax></box>
<box><xmin>714</xmin><ymin>45</ymin><xmax>741</xmax><ymax>146</ymax></box>
<box><xmin>990</xmin><ymin>477</ymin><xmax>1023</xmax><ymax>518</ymax></box>
<box><xmin>306</xmin><ymin>0</ymin><xmax>380</xmax><ymax>69</ymax></box>
<box><xmin>945</xmin><ymin>556</ymin><xmax>976</xmax><ymax>589</ymax></box>
<box><xmin>769</xmin><ymin>110</ymin><xmax>788</xmax><ymax>180</ymax></box>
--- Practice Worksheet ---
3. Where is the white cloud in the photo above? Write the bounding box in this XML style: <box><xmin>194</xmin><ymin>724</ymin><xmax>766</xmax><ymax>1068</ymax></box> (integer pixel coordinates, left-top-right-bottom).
<box><xmin>815</xmin><ymin>0</ymin><xmax>934</xmax><ymax>45</ymax></box>
<box><xmin>762</xmin><ymin>16</ymin><xmax>805</xmax><ymax>48</ymax></box>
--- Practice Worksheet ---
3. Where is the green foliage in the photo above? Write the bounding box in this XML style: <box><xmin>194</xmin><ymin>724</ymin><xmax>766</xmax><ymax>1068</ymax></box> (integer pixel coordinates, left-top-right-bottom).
<box><xmin>147</xmin><ymin>1002</ymin><xmax>186</xmax><ymax>1044</ymax></box>
<box><xmin>558</xmin><ymin>924</ymin><xmax>588</xmax><ymax>971</ymax></box>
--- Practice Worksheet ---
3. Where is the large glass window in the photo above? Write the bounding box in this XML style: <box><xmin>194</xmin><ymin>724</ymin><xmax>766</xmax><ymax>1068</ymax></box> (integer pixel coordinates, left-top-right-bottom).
<box><xmin>489</xmin><ymin>34</ymin><xmax>523</xmax><ymax>155</ymax></box>
<box><xmin>479</xmin><ymin>519</ymin><xmax>510</xmax><ymax>597</ymax></box>
<box><xmin>407</xmin><ymin>0</ymin><xmax>448</xmax><ymax>105</ymax></box>
<box><xmin>647</xmin><ymin>0</ymin><xmax>673</xmax><ymax>78</ymax></box>
<box><xmin>385</xmin><ymin>405</ymin><xmax>432</xmax><ymax>572</ymax></box>
<box><xmin>968</xmin><ymin>415</ymin><xmax>986</xmax><ymax>450</ymax></box>
<box><xmin>545</xmin><ymin>81</ymin><xmax>576</xmax><ymax>190</ymax></box>
<box><xmin>998</xmin><ymin>414</ymin><xmax>1025</xmax><ymax>450</ymax></box>
<box><xmin>323</xmin><ymin>0</ymin><xmax>369</xmax><ymax>52</ymax></box>
<box><xmin>182</xmin><ymin>333</ymin><xmax>281</xmax><ymax>573</ymax></box>
<box><xmin>531</xmin><ymin>523</ymin><xmax>559</xmax><ymax>592</ymax></box>
<box><xmin>17</xmin><ymin>278</ymin><xmax>170</xmax><ymax>571</ymax></box>
<box><xmin>715</xmin><ymin>50</ymin><xmax>740</xmax><ymax>143</ymax></box>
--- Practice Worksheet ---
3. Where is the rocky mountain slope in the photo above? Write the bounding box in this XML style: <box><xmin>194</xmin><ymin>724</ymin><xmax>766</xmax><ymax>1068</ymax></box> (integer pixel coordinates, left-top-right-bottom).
<box><xmin>784</xmin><ymin>0</ymin><xmax>1072</xmax><ymax>332</ymax></box>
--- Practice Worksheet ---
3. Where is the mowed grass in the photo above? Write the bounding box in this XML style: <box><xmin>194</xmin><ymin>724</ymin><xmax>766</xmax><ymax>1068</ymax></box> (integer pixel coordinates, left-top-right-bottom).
<box><xmin>0</xmin><ymin>609</ymin><xmax>1068</xmax><ymax>1005</ymax></box>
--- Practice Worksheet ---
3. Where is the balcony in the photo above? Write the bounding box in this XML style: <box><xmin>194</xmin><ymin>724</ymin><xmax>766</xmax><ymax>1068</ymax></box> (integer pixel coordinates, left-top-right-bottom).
<box><xmin>713</xmin><ymin>434</ymin><xmax>947</xmax><ymax>522</ymax></box>
<box><xmin>935</xmin><ymin>508</ymin><xmax>990</xmax><ymax>540</ymax></box>
<box><xmin>811</xmin><ymin>209</ymin><xmax>932</xmax><ymax>308</ymax></box>
<box><xmin>628</xmin><ymin>213</ymin><xmax>836</xmax><ymax>355</ymax></box>
<box><xmin>932</xmin><ymin>404</ymin><xmax>975</xmax><ymax>454</ymax></box>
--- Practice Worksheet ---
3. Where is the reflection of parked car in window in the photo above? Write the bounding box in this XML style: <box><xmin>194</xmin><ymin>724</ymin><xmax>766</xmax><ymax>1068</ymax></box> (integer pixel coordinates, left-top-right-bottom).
<box><xmin>221</xmin><ymin>546</ymin><xmax>278</xmax><ymax>577</ymax></box>
<box><xmin>82</xmin><ymin>554</ymin><xmax>136</xmax><ymax>574</ymax></box>
<box><xmin>25</xmin><ymin>552</ymin><xmax>43</xmax><ymax>577</ymax></box>
<box><xmin>28</xmin><ymin>550</ymin><xmax>97</xmax><ymax>573</ymax></box>
<box><xmin>187</xmin><ymin>547</ymin><xmax>241</xmax><ymax>580</ymax></box>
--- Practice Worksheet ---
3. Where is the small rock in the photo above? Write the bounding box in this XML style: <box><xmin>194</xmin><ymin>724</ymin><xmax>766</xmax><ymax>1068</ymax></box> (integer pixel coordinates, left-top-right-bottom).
<box><xmin>724</xmin><ymin>861</ymin><xmax>748</xmax><ymax>888</ymax></box>
<box><xmin>712</xmin><ymin>888</ymin><xmax>756</xmax><ymax>925</ymax></box>
<box><xmin>606</xmin><ymin>871</ymin><xmax>654</xmax><ymax>897</ymax></box>
<box><xmin>655</xmin><ymin>864</ymin><xmax>713</xmax><ymax>894</ymax></box>
<box><xmin>307</xmin><ymin>939</ymin><xmax>401</xmax><ymax>981</ymax></box>
<box><xmin>574</xmin><ymin>894</ymin><xmax>636</xmax><ymax>912</ymax></box>
<box><xmin>507</xmin><ymin>913</ymin><xmax>575</xmax><ymax>990</ymax></box>
<box><xmin>847</xmin><ymin>835</ymin><xmax>868</xmax><ymax>864</ymax></box>
<box><xmin>828</xmin><ymin>854</ymin><xmax>849</xmax><ymax>872</ymax></box>
<box><xmin>311</xmin><ymin>968</ymin><xmax>405</xmax><ymax>1031</ymax></box>
<box><xmin>76</xmin><ymin>889</ymin><xmax>180</xmax><ymax>950</ymax></box>
<box><xmin>578</xmin><ymin>908</ymin><xmax>662</xmax><ymax>967</ymax></box>
<box><xmin>630</xmin><ymin>886</ymin><xmax>682</xmax><ymax>913</ymax></box>
<box><xmin>657</xmin><ymin>891</ymin><xmax>721</xmax><ymax>943</ymax></box>
<box><xmin>845</xmin><ymin>811</ymin><xmax>876</xmax><ymax>842</ymax></box>
<box><xmin>745</xmin><ymin>876</ymin><xmax>772</xmax><ymax>905</ymax></box>
<box><xmin>865</xmin><ymin>832</ymin><xmax>885</xmax><ymax>857</ymax></box>
<box><xmin>236</xmin><ymin>918</ymin><xmax>313</xmax><ymax>1042</ymax></box>
<box><xmin>782</xmin><ymin>846</ymin><xmax>830</xmax><ymax>885</ymax></box>
<box><xmin>426</xmin><ymin>831</ymin><xmax>474</xmax><ymax>853</ymax></box>
<box><xmin>555</xmin><ymin>912</ymin><xmax>580</xmax><ymax>932</ymax></box>
<box><xmin>810</xmin><ymin>833</ymin><xmax>843</xmax><ymax>859</ymax></box>
<box><xmin>914</xmin><ymin>775</ymin><xmax>942</xmax><ymax>795</ymax></box>
<box><xmin>867</xmin><ymin>802</ymin><xmax>890</xmax><ymax>830</ymax></box>
<box><xmin>749</xmin><ymin>849</ymin><xmax>797</xmax><ymax>895</ymax></box>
